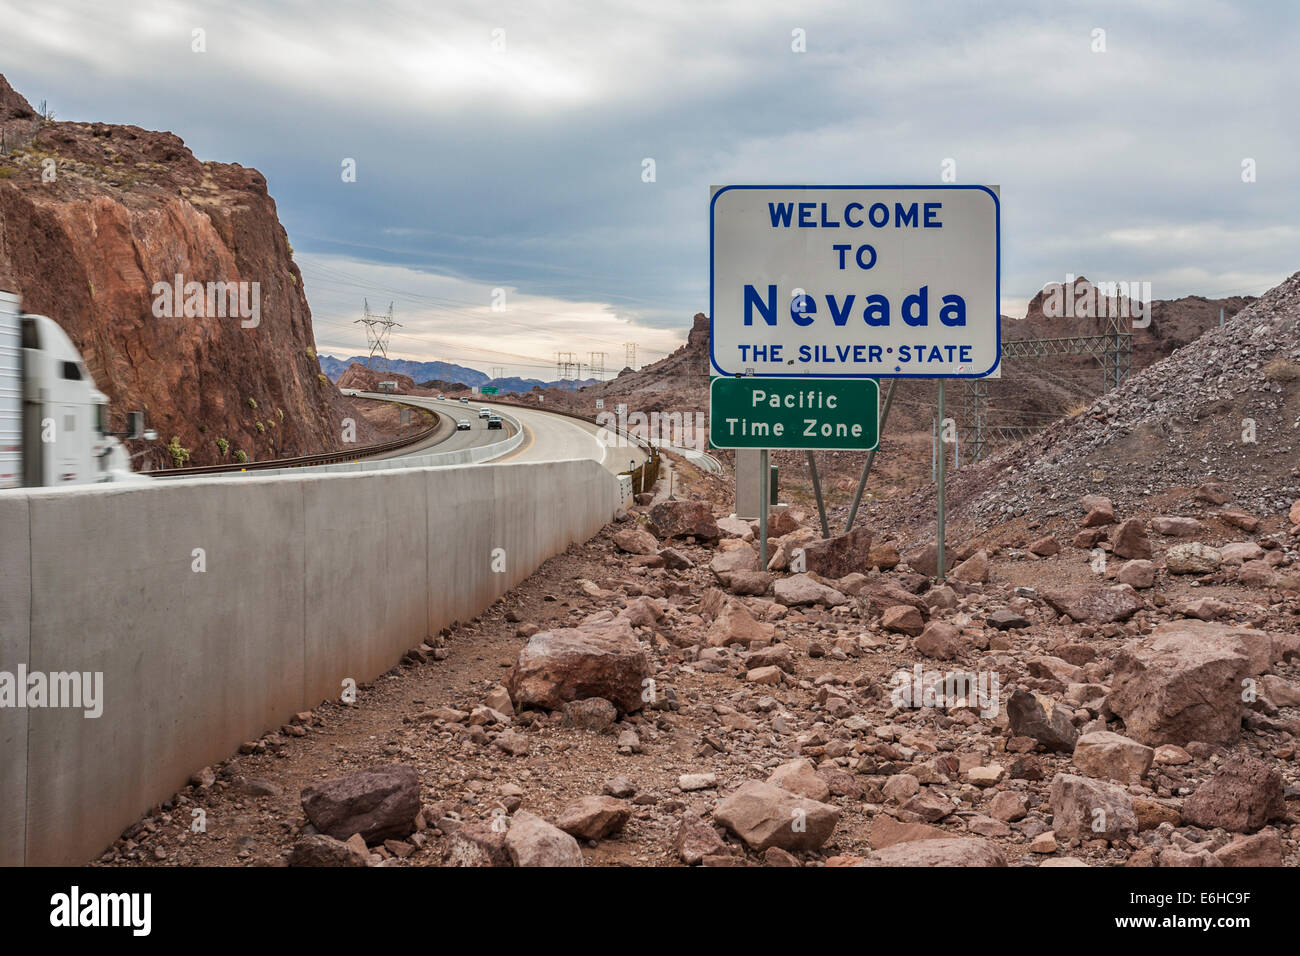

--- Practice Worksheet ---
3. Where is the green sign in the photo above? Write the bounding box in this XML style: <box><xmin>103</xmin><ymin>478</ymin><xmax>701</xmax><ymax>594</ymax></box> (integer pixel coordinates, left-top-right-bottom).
<box><xmin>480</xmin><ymin>385</ymin><xmax>500</xmax><ymax>395</ymax></box>
<box><xmin>709</xmin><ymin>377</ymin><xmax>879</xmax><ymax>450</ymax></box>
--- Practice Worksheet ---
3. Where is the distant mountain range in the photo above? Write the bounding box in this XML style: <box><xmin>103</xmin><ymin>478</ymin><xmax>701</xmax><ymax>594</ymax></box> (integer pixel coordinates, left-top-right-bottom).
<box><xmin>318</xmin><ymin>354</ymin><xmax>600</xmax><ymax>394</ymax></box>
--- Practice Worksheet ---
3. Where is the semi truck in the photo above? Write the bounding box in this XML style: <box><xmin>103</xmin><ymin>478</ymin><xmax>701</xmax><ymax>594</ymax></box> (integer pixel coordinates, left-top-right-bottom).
<box><xmin>0</xmin><ymin>289</ymin><xmax>154</xmax><ymax>488</ymax></box>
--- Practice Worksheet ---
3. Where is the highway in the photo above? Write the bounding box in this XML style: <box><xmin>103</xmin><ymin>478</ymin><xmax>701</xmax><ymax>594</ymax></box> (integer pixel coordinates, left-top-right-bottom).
<box><xmin>355</xmin><ymin>393</ymin><xmax>647</xmax><ymax>475</ymax></box>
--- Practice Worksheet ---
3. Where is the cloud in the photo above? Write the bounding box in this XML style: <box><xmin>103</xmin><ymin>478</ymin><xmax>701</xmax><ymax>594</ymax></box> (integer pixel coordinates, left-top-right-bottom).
<box><xmin>1</xmin><ymin>0</ymin><xmax>1295</xmax><ymax>370</ymax></box>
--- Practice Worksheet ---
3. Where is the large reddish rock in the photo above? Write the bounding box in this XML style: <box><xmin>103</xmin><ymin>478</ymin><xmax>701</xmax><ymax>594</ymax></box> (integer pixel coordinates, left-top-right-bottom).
<box><xmin>300</xmin><ymin>765</ymin><xmax>421</xmax><ymax>845</ymax></box>
<box><xmin>1042</xmin><ymin>584</ymin><xmax>1143</xmax><ymax>623</ymax></box>
<box><xmin>1111</xmin><ymin>518</ymin><xmax>1152</xmax><ymax>560</ymax></box>
<box><xmin>903</xmin><ymin>542</ymin><xmax>959</xmax><ymax>577</ymax></box>
<box><xmin>713</xmin><ymin>781</ymin><xmax>840</xmax><ymax>852</ymax></box>
<box><xmin>612</xmin><ymin>526</ymin><xmax>659</xmax><ymax>555</ymax></box>
<box><xmin>1182</xmin><ymin>757</ymin><xmax>1286</xmax><ymax>833</ymax></box>
<box><xmin>0</xmin><ymin>74</ymin><xmax>378</xmax><ymax>467</ymax></box>
<box><xmin>288</xmin><ymin>834</ymin><xmax>370</xmax><ymax>867</ymax></box>
<box><xmin>1081</xmin><ymin>496</ymin><xmax>1116</xmax><ymax>527</ymax></box>
<box><xmin>1105</xmin><ymin>626</ymin><xmax>1251</xmax><ymax>746</ymax></box>
<box><xmin>1072</xmin><ymin>731</ymin><xmax>1153</xmax><ymax>782</ymax></box>
<box><xmin>705</xmin><ymin>598</ymin><xmax>776</xmax><ymax>647</ymax></box>
<box><xmin>444</xmin><ymin>822</ymin><xmax>512</xmax><ymax>867</ymax></box>
<box><xmin>648</xmin><ymin>500</ymin><xmax>719</xmax><ymax>541</ymax></box>
<box><xmin>1214</xmin><ymin>830</ymin><xmax>1284</xmax><ymax>866</ymax></box>
<box><xmin>1049</xmin><ymin>773</ymin><xmax>1138</xmax><ymax>842</ymax></box>
<box><xmin>1007</xmin><ymin>688</ymin><xmax>1078</xmax><ymax>752</ymax></box>
<box><xmin>772</xmin><ymin>573</ymin><xmax>848</xmax><ymax>608</ymax></box>
<box><xmin>505</xmin><ymin>811</ymin><xmax>584</xmax><ymax>867</ymax></box>
<box><xmin>506</xmin><ymin>616</ymin><xmax>651</xmax><ymax>714</ymax></box>
<box><xmin>800</xmin><ymin>526</ymin><xmax>873</xmax><ymax>578</ymax></box>
<box><xmin>709</xmin><ymin>546</ymin><xmax>758</xmax><ymax>585</ymax></box>
<box><xmin>555</xmin><ymin>796</ymin><xmax>632</xmax><ymax>840</ymax></box>
<box><xmin>862</xmin><ymin>836</ymin><xmax>1007</xmax><ymax>867</ymax></box>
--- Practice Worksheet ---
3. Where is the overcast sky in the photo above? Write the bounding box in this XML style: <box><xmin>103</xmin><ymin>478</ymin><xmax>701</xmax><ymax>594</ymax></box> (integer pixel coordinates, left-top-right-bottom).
<box><xmin>2</xmin><ymin>0</ymin><xmax>1295</xmax><ymax>378</ymax></box>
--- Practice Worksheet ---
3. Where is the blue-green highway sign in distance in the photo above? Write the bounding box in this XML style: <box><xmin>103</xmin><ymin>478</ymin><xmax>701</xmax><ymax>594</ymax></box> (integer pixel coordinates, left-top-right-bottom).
<box><xmin>710</xmin><ymin>376</ymin><xmax>879</xmax><ymax>450</ymax></box>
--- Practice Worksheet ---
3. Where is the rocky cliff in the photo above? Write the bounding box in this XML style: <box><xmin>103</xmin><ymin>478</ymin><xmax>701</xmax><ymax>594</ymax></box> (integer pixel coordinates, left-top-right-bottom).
<box><xmin>0</xmin><ymin>75</ymin><xmax>376</xmax><ymax>467</ymax></box>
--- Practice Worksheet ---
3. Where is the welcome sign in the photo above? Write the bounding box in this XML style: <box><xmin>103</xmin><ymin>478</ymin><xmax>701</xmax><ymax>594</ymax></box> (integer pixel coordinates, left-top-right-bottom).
<box><xmin>709</xmin><ymin>185</ymin><xmax>1000</xmax><ymax>379</ymax></box>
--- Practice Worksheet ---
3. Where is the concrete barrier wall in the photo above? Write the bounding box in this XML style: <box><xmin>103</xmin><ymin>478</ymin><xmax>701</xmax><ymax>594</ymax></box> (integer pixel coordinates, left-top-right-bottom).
<box><xmin>0</xmin><ymin>457</ymin><xmax>620</xmax><ymax>865</ymax></box>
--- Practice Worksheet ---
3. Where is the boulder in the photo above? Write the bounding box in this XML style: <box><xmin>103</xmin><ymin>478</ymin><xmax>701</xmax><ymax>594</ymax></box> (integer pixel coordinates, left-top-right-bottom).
<box><xmin>988</xmin><ymin>608</ymin><xmax>1028</xmax><ymax>630</ymax></box>
<box><xmin>1112</xmin><ymin>518</ymin><xmax>1152</xmax><ymax>560</ymax></box>
<box><xmin>1007</xmin><ymin>688</ymin><xmax>1078</xmax><ymax>752</ymax></box>
<box><xmin>658</xmin><ymin>547</ymin><xmax>694</xmax><ymax>570</ymax></box>
<box><xmin>859</xmin><ymin>582</ymin><xmax>930</xmax><ymax>618</ymax></box>
<box><xmin>716</xmin><ymin>515</ymin><xmax>753</xmax><ymax>538</ymax></box>
<box><xmin>709</xmin><ymin>546</ymin><xmax>758</xmax><ymax>585</ymax></box>
<box><xmin>948</xmin><ymin>549</ymin><xmax>991</xmax><ymax>583</ymax></box>
<box><xmin>1081</xmin><ymin>497</ymin><xmax>1116</xmax><ymax>527</ymax></box>
<box><xmin>1049</xmin><ymin>773</ymin><xmax>1138</xmax><ymax>842</ymax></box>
<box><xmin>713</xmin><ymin>781</ymin><xmax>840</xmax><ymax>852</ymax></box>
<box><xmin>864</xmin><ymin>837</ymin><xmax>1006</xmax><ymax>867</ymax></box>
<box><xmin>705</xmin><ymin>599</ymin><xmax>777</xmax><ymax>647</ymax></box>
<box><xmin>772</xmin><ymin>573</ymin><xmax>848</xmax><ymax>608</ymax></box>
<box><xmin>445</xmin><ymin>822</ymin><xmax>512</xmax><ymax>867</ymax></box>
<box><xmin>1151</xmin><ymin>516</ymin><xmax>1202</xmax><ymax>536</ymax></box>
<box><xmin>1028</xmin><ymin>535</ymin><xmax>1061</xmax><ymax>556</ymax></box>
<box><xmin>766</xmin><ymin>758</ymin><xmax>832</xmax><ymax>802</ymax></box>
<box><xmin>1181</xmin><ymin>756</ymin><xmax>1285</xmax><ymax>833</ymax></box>
<box><xmin>1165</xmin><ymin>542</ymin><xmax>1223</xmax><ymax>574</ymax></box>
<box><xmin>648</xmin><ymin>500</ymin><xmax>719</xmax><ymax>542</ymax></box>
<box><xmin>751</xmin><ymin>509</ymin><xmax>800</xmax><ymax>537</ymax></box>
<box><xmin>300</xmin><ymin>765</ymin><xmax>421</xmax><ymax>845</ymax></box>
<box><xmin>1220</xmin><ymin>541</ymin><xmax>1264</xmax><ymax>565</ymax></box>
<box><xmin>1214</xmin><ymin>830</ymin><xmax>1283</xmax><ymax>867</ymax></box>
<box><xmin>1042</xmin><ymin>584</ymin><xmax>1143</xmax><ymax>623</ymax></box>
<box><xmin>868</xmin><ymin>542</ymin><xmax>901</xmax><ymax>570</ymax></box>
<box><xmin>728</xmin><ymin>570</ymin><xmax>773</xmax><ymax>596</ymax></box>
<box><xmin>767</xmin><ymin>528</ymin><xmax>819</xmax><ymax>572</ymax></box>
<box><xmin>506</xmin><ymin>616</ymin><xmax>651</xmax><ymax>714</ymax></box>
<box><xmin>914</xmin><ymin>621</ymin><xmax>964</xmax><ymax>661</ymax></box>
<box><xmin>612</xmin><ymin>527</ymin><xmax>658</xmax><ymax>555</ymax></box>
<box><xmin>506</xmin><ymin>811</ymin><xmax>584</xmax><ymax>866</ymax></box>
<box><xmin>288</xmin><ymin>834</ymin><xmax>370</xmax><ymax>867</ymax></box>
<box><xmin>1105</xmin><ymin>625</ymin><xmax>1251</xmax><ymax>746</ymax></box>
<box><xmin>675</xmin><ymin>815</ymin><xmax>725</xmax><ymax>865</ymax></box>
<box><xmin>800</xmin><ymin>526</ymin><xmax>873</xmax><ymax>578</ymax></box>
<box><xmin>903</xmin><ymin>542</ymin><xmax>959</xmax><ymax>577</ymax></box>
<box><xmin>1072</xmin><ymin>731</ymin><xmax>1153</xmax><ymax>782</ymax></box>
<box><xmin>1116</xmin><ymin>559</ymin><xmax>1157</xmax><ymax>589</ymax></box>
<box><xmin>881</xmin><ymin>604</ymin><xmax>925</xmax><ymax>636</ymax></box>
<box><xmin>560</xmin><ymin>697</ymin><xmax>618</xmax><ymax>733</ymax></box>
<box><xmin>555</xmin><ymin>796</ymin><xmax>632</xmax><ymax>840</ymax></box>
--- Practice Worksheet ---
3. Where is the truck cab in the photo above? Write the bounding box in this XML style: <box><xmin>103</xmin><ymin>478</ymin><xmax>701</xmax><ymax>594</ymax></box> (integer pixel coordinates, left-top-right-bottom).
<box><xmin>1</xmin><ymin>290</ymin><xmax>150</xmax><ymax>488</ymax></box>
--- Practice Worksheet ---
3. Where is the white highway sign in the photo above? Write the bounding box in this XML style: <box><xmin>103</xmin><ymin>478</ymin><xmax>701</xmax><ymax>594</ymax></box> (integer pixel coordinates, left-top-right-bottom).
<box><xmin>709</xmin><ymin>185</ymin><xmax>1000</xmax><ymax>379</ymax></box>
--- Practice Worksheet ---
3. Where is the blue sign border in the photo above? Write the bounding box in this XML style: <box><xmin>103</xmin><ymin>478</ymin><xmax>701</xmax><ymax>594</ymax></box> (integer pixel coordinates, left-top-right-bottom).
<box><xmin>708</xmin><ymin>184</ymin><xmax>1001</xmax><ymax>379</ymax></box>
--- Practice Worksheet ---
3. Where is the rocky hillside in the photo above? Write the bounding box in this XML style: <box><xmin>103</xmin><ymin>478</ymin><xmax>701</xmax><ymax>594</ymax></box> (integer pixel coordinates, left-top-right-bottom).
<box><xmin>878</xmin><ymin>270</ymin><xmax>1300</xmax><ymax>542</ymax></box>
<box><xmin>0</xmin><ymin>75</ymin><xmax>376</xmax><ymax>467</ymax></box>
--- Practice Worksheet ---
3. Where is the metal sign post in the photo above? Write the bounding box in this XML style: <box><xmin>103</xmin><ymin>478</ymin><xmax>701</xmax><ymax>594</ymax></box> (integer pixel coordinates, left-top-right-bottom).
<box><xmin>936</xmin><ymin>378</ymin><xmax>946</xmax><ymax>581</ymax></box>
<box><xmin>758</xmin><ymin>448</ymin><xmax>769</xmax><ymax>568</ymax></box>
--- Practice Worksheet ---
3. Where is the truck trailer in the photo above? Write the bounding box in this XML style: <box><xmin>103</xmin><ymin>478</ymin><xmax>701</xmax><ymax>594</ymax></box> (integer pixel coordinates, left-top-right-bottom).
<box><xmin>0</xmin><ymin>289</ymin><xmax>153</xmax><ymax>488</ymax></box>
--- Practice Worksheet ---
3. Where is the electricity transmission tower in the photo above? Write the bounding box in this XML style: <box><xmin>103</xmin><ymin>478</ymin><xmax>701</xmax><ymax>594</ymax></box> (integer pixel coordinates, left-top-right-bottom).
<box><xmin>490</xmin><ymin>366</ymin><xmax>505</xmax><ymax>380</ymax></box>
<box><xmin>555</xmin><ymin>352</ymin><xmax>578</xmax><ymax>381</ymax></box>
<box><xmin>588</xmin><ymin>352</ymin><xmax>606</xmax><ymax>381</ymax></box>
<box><xmin>623</xmin><ymin>342</ymin><xmax>637</xmax><ymax>370</ymax></box>
<box><xmin>354</xmin><ymin>300</ymin><xmax>400</xmax><ymax>371</ymax></box>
